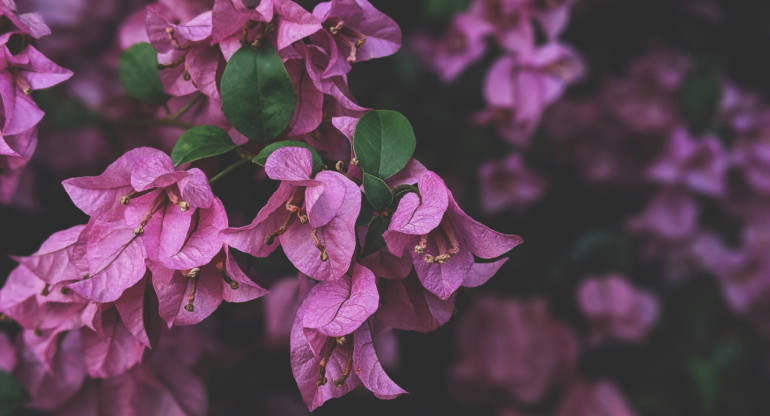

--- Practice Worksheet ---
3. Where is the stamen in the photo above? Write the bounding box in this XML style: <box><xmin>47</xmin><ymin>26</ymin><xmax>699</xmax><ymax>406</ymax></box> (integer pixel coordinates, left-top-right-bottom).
<box><xmin>317</xmin><ymin>337</ymin><xmax>338</xmax><ymax>386</ymax></box>
<box><xmin>157</xmin><ymin>54</ymin><xmax>186</xmax><ymax>70</ymax></box>
<box><xmin>325</xmin><ymin>18</ymin><xmax>367</xmax><ymax>63</ymax></box>
<box><xmin>119</xmin><ymin>188</ymin><xmax>154</xmax><ymax>206</ymax></box>
<box><xmin>166</xmin><ymin>26</ymin><xmax>182</xmax><ymax>50</ymax></box>
<box><xmin>335</xmin><ymin>161</ymin><xmax>346</xmax><ymax>174</ymax></box>
<box><xmin>423</xmin><ymin>220</ymin><xmax>461</xmax><ymax>264</ymax></box>
<box><xmin>333</xmin><ymin>335</ymin><xmax>355</xmax><ymax>387</ymax></box>
<box><xmin>264</xmin><ymin>210</ymin><xmax>295</xmax><ymax>245</ymax></box>
<box><xmin>184</xmin><ymin>268</ymin><xmax>200</xmax><ymax>312</ymax></box>
<box><xmin>296</xmin><ymin>210</ymin><xmax>308</xmax><ymax>224</ymax></box>
<box><xmin>135</xmin><ymin>193</ymin><xmax>168</xmax><ymax>235</ymax></box>
<box><xmin>183</xmin><ymin>71</ymin><xmax>191</xmax><ymax>81</ymax></box>
<box><xmin>310</xmin><ymin>228</ymin><xmax>329</xmax><ymax>262</ymax></box>
<box><xmin>40</xmin><ymin>283</ymin><xmax>51</xmax><ymax>296</ymax></box>
<box><xmin>414</xmin><ymin>235</ymin><xmax>428</xmax><ymax>254</ymax></box>
<box><xmin>213</xmin><ymin>256</ymin><xmax>239</xmax><ymax>290</ymax></box>
<box><xmin>60</xmin><ymin>287</ymin><xmax>71</xmax><ymax>295</ymax></box>
<box><xmin>166</xmin><ymin>187</ymin><xmax>190</xmax><ymax>211</ymax></box>
<box><xmin>34</xmin><ymin>328</ymin><xmax>42</xmax><ymax>337</ymax></box>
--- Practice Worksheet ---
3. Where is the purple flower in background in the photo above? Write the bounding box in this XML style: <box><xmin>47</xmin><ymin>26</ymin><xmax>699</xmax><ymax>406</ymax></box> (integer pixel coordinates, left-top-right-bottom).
<box><xmin>556</xmin><ymin>380</ymin><xmax>637</xmax><ymax>416</ymax></box>
<box><xmin>451</xmin><ymin>296</ymin><xmax>579</xmax><ymax>404</ymax></box>
<box><xmin>478</xmin><ymin>152</ymin><xmax>547</xmax><ymax>213</ymax></box>
<box><xmin>647</xmin><ymin>128</ymin><xmax>729</xmax><ymax>197</ymax></box>
<box><xmin>577</xmin><ymin>274</ymin><xmax>659</xmax><ymax>346</ymax></box>
<box><xmin>627</xmin><ymin>189</ymin><xmax>699</xmax><ymax>241</ymax></box>
<box><xmin>384</xmin><ymin>171</ymin><xmax>522</xmax><ymax>300</ymax></box>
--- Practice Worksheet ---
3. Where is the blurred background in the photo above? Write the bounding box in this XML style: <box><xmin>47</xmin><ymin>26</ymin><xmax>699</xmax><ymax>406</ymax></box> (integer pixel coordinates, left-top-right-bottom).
<box><xmin>4</xmin><ymin>0</ymin><xmax>770</xmax><ymax>414</ymax></box>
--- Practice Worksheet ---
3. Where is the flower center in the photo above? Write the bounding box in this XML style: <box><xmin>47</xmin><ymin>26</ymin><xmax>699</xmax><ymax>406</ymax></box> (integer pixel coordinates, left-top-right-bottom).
<box><xmin>414</xmin><ymin>219</ymin><xmax>461</xmax><ymax>264</ymax></box>
<box><xmin>324</xmin><ymin>18</ymin><xmax>367</xmax><ymax>63</ymax></box>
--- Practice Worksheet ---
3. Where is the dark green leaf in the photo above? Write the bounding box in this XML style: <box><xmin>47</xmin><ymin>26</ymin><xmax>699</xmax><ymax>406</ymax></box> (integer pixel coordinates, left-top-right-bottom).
<box><xmin>357</xmin><ymin>197</ymin><xmax>375</xmax><ymax>228</ymax></box>
<box><xmin>569</xmin><ymin>229</ymin><xmax>633</xmax><ymax>273</ymax></box>
<box><xmin>353</xmin><ymin>110</ymin><xmax>416</xmax><ymax>179</ymax></box>
<box><xmin>119</xmin><ymin>43</ymin><xmax>169</xmax><ymax>105</ymax></box>
<box><xmin>221</xmin><ymin>44</ymin><xmax>296</xmax><ymax>142</ymax></box>
<box><xmin>363</xmin><ymin>173</ymin><xmax>393</xmax><ymax>211</ymax></box>
<box><xmin>423</xmin><ymin>0</ymin><xmax>471</xmax><ymax>20</ymax></box>
<box><xmin>680</xmin><ymin>63</ymin><xmax>721</xmax><ymax>133</ymax></box>
<box><xmin>252</xmin><ymin>140</ymin><xmax>323</xmax><ymax>171</ymax></box>
<box><xmin>0</xmin><ymin>371</ymin><xmax>30</xmax><ymax>416</ymax></box>
<box><xmin>171</xmin><ymin>125</ymin><xmax>237</xmax><ymax>166</ymax></box>
<box><xmin>362</xmin><ymin>215</ymin><xmax>390</xmax><ymax>257</ymax></box>
<box><xmin>687</xmin><ymin>357</ymin><xmax>719</xmax><ymax>415</ymax></box>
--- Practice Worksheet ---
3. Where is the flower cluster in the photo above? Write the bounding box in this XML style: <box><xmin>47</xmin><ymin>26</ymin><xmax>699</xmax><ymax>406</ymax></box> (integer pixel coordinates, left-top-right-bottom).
<box><xmin>0</xmin><ymin>0</ymin><xmax>522</xmax><ymax>412</ymax></box>
<box><xmin>0</xmin><ymin>0</ymin><xmax>72</xmax><ymax>204</ymax></box>
<box><xmin>413</xmin><ymin>0</ymin><xmax>584</xmax><ymax>214</ymax></box>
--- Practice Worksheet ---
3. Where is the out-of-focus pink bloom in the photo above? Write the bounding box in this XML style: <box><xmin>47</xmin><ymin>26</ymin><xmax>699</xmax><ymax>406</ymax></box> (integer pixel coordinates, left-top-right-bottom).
<box><xmin>478</xmin><ymin>152</ymin><xmax>547</xmax><ymax>213</ymax></box>
<box><xmin>0</xmin><ymin>0</ymin><xmax>51</xmax><ymax>39</ymax></box>
<box><xmin>556</xmin><ymin>380</ymin><xmax>637</xmax><ymax>416</ymax></box>
<box><xmin>474</xmin><ymin>43</ymin><xmax>584</xmax><ymax>146</ymax></box>
<box><xmin>734</xmin><ymin>139</ymin><xmax>770</xmax><ymax>195</ymax></box>
<box><xmin>451</xmin><ymin>296</ymin><xmax>579</xmax><ymax>404</ymax></box>
<box><xmin>384</xmin><ymin>171</ymin><xmax>523</xmax><ymax>300</ymax></box>
<box><xmin>627</xmin><ymin>189</ymin><xmax>699</xmax><ymax>241</ymax></box>
<box><xmin>411</xmin><ymin>11</ymin><xmax>493</xmax><ymax>84</ymax></box>
<box><xmin>647</xmin><ymin>128</ymin><xmax>729</xmax><ymax>196</ymax></box>
<box><xmin>577</xmin><ymin>274</ymin><xmax>659</xmax><ymax>346</ymax></box>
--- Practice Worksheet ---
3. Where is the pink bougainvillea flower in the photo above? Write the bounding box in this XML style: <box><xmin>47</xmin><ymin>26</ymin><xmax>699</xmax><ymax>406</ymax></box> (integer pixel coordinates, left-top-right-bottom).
<box><xmin>81</xmin><ymin>306</ymin><xmax>146</xmax><ymax>378</ymax></box>
<box><xmin>532</xmin><ymin>0</ymin><xmax>577</xmax><ymax>40</ymax></box>
<box><xmin>291</xmin><ymin>303</ymin><xmax>405</xmax><ymax>410</ymax></box>
<box><xmin>0</xmin><ymin>0</ymin><xmax>51</xmax><ymax>38</ymax></box>
<box><xmin>63</xmin><ymin>147</ymin><xmax>223</xmax><ymax>271</ymax></box>
<box><xmin>146</xmin><ymin>6</ymin><xmax>221</xmax><ymax>98</ymax></box>
<box><xmin>0</xmin><ymin>44</ymin><xmax>72</xmax><ymax>135</ymax></box>
<box><xmin>0</xmin><ymin>128</ymin><xmax>36</xmax><ymax>204</ymax></box>
<box><xmin>376</xmin><ymin>274</ymin><xmax>457</xmax><ymax>332</ymax></box>
<box><xmin>411</xmin><ymin>11</ymin><xmax>493</xmax><ymax>84</ymax></box>
<box><xmin>647</xmin><ymin>128</ymin><xmax>729</xmax><ymax>196</ymax></box>
<box><xmin>627</xmin><ymin>189</ymin><xmax>699</xmax><ymax>241</ymax></box>
<box><xmin>301</xmin><ymin>263</ymin><xmax>378</xmax><ymax>337</ymax></box>
<box><xmin>451</xmin><ymin>296</ymin><xmax>578</xmax><ymax>404</ymax></box>
<box><xmin>0</xmin><ymin>332</ymin><xmax>15</xmax><ymax>373</ymax></box>
<box><xmin>13</xmin><ymin>224</ymin><xmax>87</xmax><ymax>285</ymax></box>
<box><xmin>310</xmin><ymin>0</ymin><xmax>401</xmax><ymax>77</ymax></box>
<box><xmin>224</xmin><ymin>146</ymin><xmax>360</xmax><ymax>281</ymax></box>
<box><xmin>14</xmin><ymin>330</ymin><xmax>87</xmax><ymax>412</ymax></box>
<box><xmin>149</xmin><ymin>247</ymin><xmax>267</xmax><ymax>327</ymax></box>
<box><xmin>734</xmin><ymin>139</ymin><xmax>770</xmax><ymax>195</ymax></box>
<box><xmin>478</xmin><ymin>152</ymin><xmax>547</xmax><ymax>213</ymax></box>
<box><xmin>212</xmin><ymin>0</ymin><xmax>322</xmax><ymax>60</ymax></box>
<box><xmin>383</xmin><ymin>171</ymin><xmax>522</xmax><ymax>300</ymax></box>
<box><xmin>263</xmin><ymin>274</ymin><xmax>314</xmax><ymax>349</ymax></box>
<box><xmin>556</xmin><ymin>380</ymin><xmax>637</xmax><ymax>416</ymax></box>
<box><xmin>577</xmin><ymin>274</ymin><xmax>659</xmax><ymax>346</ymax></box>
<box><xmin>474</xmin><ymin>43</ymin><xmax>584</xmax><ymax>146</ymax></box>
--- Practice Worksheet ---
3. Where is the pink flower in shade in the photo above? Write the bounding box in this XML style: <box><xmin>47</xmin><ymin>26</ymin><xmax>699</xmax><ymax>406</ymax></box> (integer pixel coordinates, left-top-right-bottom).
<box><xmin>576</xmin><ymin>274</ymin><xmax>659</xmax><ymax>346</ymax></box>
<box><xmin>478</xmin><ymin>152</ymin><xmax>547</xmax><ymax>214</ymax></box>
<box><xmin>81</xmin><ymin>306</ymin><xmax>146</xmax><ymax>378</ymax></box>
<box><xmin>0</xmin><ymin>333</ymin><xmax>15</xmax><ymax>373</ymax></box>
<box><xmin>148</xmin><ymin>247</ymin><xmax>268</xmax><ymax>327</ymax></box>
<box><xmin>556</xmin><ymin>380</ymin><xmax>637</xmax><ymax>416</ymax></box>
<box><xmin>411</xmin><ymin>11</ymin><xmax>493</xmax><ymax>84</ymax></box>
<box><xmin>467</xmin><ymin>0</ymin><xmax>534</xmax><ymax>54</ymax></box>
<box><xmin>224</xmin><ymin>146</ymin><xmax>361</xmax><ymax>281</ymax></box>
<box><xmin>531</xmin><ymin>0</ymin><xmax>577</xmax><ymax>40</ymax></box>
<box><xmin>734</xmin><ymin>139</ymin><xmax>770</xmax><ymax>195</ymax></box>
<box><xmin>291</xmin><ymin>310</ymin><xmax>405</xmax><ymax>410</ymax></box>
<box><xmin>0</xmin><ymin>0</ymin><xmax>51</xmax><ymax>39</ymax></box>
<box><xmin>263</xmin><ymin>274</ymin><xmax>314</xmax><ymax>349</ymax></box>
<box><xmin>627</xmin><ymin>189</ymin><xmax>699</xmax><ymax>241</ymax></box>
<box><xmin>310</xmin><ymin>0</ymin><xmax>401</xmax><ymax>77</ymax></box>
<box><xmin>647</xmin><ymin>128</ymin><xmax>730</xmax><ymax>197</ymax></box>
<box><xmin>0</xmin><ymin>128</ymin><xmax>36</xmax><ymax>204</ymax></box>
<box><xmin>375</xmin><ymin>274</ymin><xmax>457</xmax><ymax>333</ymax></box>
<box><xmin>146</xmin><ymin>6</ymin><xmax>221</xmax><ymax>99</ymax></box>
<box><xmin>383</xmin><ymin>171</ymin><xmax>522</xmax><ymax>300</ymax></box>
<box><xmin>451</xmin><ymin>296</ymin><xmax>579</xmax><ymax>404</ymax></box>
<box><xmin>474</xmin><ymin>43</ymin><xmax>584</xmax><ymax>147</ymax></box>
<box><xmin>212</xmin><ymin>0</ymin><xmax>322</xmax><ymax>60</ymax></box>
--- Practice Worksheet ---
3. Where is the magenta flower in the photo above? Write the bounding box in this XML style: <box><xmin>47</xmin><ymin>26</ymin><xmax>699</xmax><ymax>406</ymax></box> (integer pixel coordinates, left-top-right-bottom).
<box><xmin>383</xmin><ymin>171</ymin><xmax>522</xmax><ymax>300</ymax></box>
<box><xmin>451</xmin><ymin>296</ymin><xmax>579</xmax><ymax>404</ymax></box>
<box><xmin>0</xmin><ymin>0</ymin><xmax>51</xmax><ymax>39</ymax></box>
<box><xmin>149</xmin><ymin>247</ymin><xmax>268</xmax><ymax>327</ymax></box>
<box><xmin>577</xmin><ymin>274</ymin><xmax>659</xmax><ymax>346</ymax></box>
<box><xmin>212</xmin><ymin>0</ymin><xmax>322</xmax><ymax>59</ymax></box>
<box><xmin>627</xmin><ymin>189</ymin><xmax>698</xmax><ymax>241</ymax></box>
<box><xmin>146</xmin><ymin>6</ymin><xmax>221</xmax><ymax>98</ymax></box>
<box><xmin>0</xmin><ymin>44</ymin><xmax>72</xmax><ymax>136</ymax></box>
<box><xmin>474</xmin><ymin>43</ymin><xmax>584</xmax><ymax>146</ymax></box>
<box><xmin>224</xmin><ymin>146</ymin><xmax>360</xmax><ymax>281</ymax></box>
<box><xmin>291</xmin><ymin>308</ymin><xmax>405</xmax><ymax>410</ymax></box>
<box><xmin>411</xmin><ymin>11</ymin><xmax>492</xmax><ymax>84</ymax></box>
<box><xmin>735</xmin><ymin>140</ymin><xmax>770</xmax><ymax>195</ymax></box>
<box><xmin>81</xmin><ymin>307</ymin><xmax>146</xmax><ymax>378</ymax></box>
<box><xmin>647</xmin><ymin>128</ymin><xmax>729</xmax><ymax>196</ymax></box>
<box><xmin>310</xmin><ymin>0</ymin><xmax>401</xmax><ymax>76</ymax></box>
<box><xmin>478</xmin><ymin>152</ymin><xmax>547</xmax><ymax>213</ymax></box>
<box><xmin>375</xmin><ymin>274</ymin><xmax>457</xmax><ymax>332</ymax></box>
<box><xmin>556</xmin><ymin>380</ymin><xmax>637</xmax><ymax>416</ymax></box>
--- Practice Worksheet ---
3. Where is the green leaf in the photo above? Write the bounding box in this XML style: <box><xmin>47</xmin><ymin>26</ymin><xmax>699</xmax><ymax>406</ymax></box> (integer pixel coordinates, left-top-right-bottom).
<box><xmin>424</xmin><ymin>0</ymin><xmax>471</xmax><ymax>20</ymax></box>
<box><xmin>0</xmin><ymin>370</ymin><xmax>30</xmax><ymax>416</ymax></box>
<box><xmin>171</xmin><ymin>125</ymin><xmax>237</xmax><ymax>166</ymax></box>
<box><xmin>119</xmin><ymin>43</ymin><xmax>169</xmax><ymax>105</ymax></box>
<box><xmin>353</xmin><ymin>110</ymin><xmax>417</xmax><ymax>179</ymax></box>
<box><xmin>687</xmin><ymin>357</ymin><xmax>719</xmax><ymax>415</ymax></box>
<box><xmin>363</xmin><ymin>173</ymin><xmax>393</xmax><ymax>211</ymax></box>
<box><xmin>221</xmin><ymin>44</ymin><xmax>297</xmax><ymax>142</ymax></box>
<box><xmin>362</xmin><ymin>215</ymin><xmax>390</xmax><ymax>257</ymax></box>
<box><xmin>252</xmin><ymin>140</ymin><xmax>323</xmax><ymax>171</ymax></box>
<box><xmin>680</xmin><ymin>63</ymin><xmax>721</xmax><ymax>133</ymax></box>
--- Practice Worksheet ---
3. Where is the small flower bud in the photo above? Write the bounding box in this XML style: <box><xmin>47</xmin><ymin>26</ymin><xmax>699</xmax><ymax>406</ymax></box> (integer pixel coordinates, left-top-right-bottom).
<box><xmin>60</xmin><ymin>287</ymin><xmax>71</xmax><ymax>295</ymax></box>
<box><xmin>184</xmin><ymin>304</ymin><xmax>195</xmax><ymax>312</ymax></box>
<box><xmin>264</xmin><ymin>234</ymin><xmax>275</xmax><ymax>245</ymax></box>
<box><xmin>34</xmin><ymin>328</ymin><xmax>43</xmax><ymax>337</ymax></box>
<box><xmin>333</xmin><ymin>379</ymin><xmax>345</xmax><ymax>387</ymax></box>
<box><xmin>134</xmin><ymin>226</ymin><xmax>144</xmax><ymax>236</ymax></box>
<box><xmin>120</xmin><ymin>195</ymin><xmax>131</xmax><ymax>205</ymax></box>
<box><xmin>177</xmin><ymin>201</ymin><xmax>190</xmax><ymax>211</ymax></box>
<box><xmin>320</xmin><ymin>250</ymin><xmax>329</xmax><ymax>262</ymax></box>
<box><xmin>40</xmin><ymin>284</ymin><xmax>51</xmax><ymax>296</ymax></box>
<box><xmin>316</xmin><ymin>376</ymin><xmax>328</xmax><ymax>387</ymax></box>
